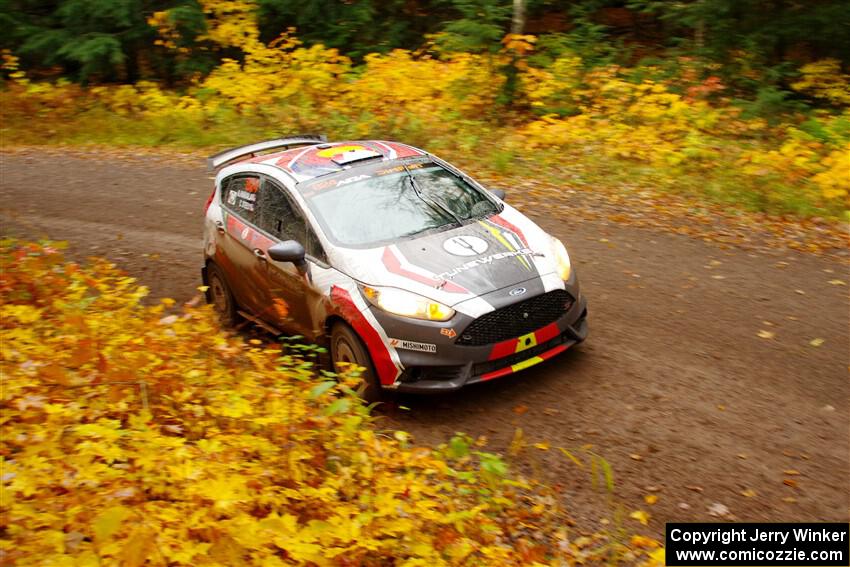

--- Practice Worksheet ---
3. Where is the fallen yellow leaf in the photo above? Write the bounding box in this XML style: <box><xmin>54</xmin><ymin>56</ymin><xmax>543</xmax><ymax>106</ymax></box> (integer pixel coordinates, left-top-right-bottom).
<box><xmin>644</xmin><ymin>494</ymin><xmax>658</xmax><ymax>505</ymax></box>
<box><xmin>809</xmin><ymin>338</ymin><xmax>825</xmax><ymax>347</ymax></box>
<box><xmin>630</xmin><ymin>534</ymin><xmax>660</xmax><ymax>548</ymax></box>
<box><xmin>648</xmin><ymin>548</ymin><xmax>665</xmax><ymax>565</ymax></box>
<box><xmin>757</xmin><ymin>330</ymin><xmax>775</xmax><ymax>339</ymax></box>
<box><xmin>741</xmin><ymin>489</ymin><xmax>757</xmax><ymax>498</ymax></box>
<box><xmin>629</xmin><ymin>510</ymin><xmax>650</xmax><ymax>526</ymax></box>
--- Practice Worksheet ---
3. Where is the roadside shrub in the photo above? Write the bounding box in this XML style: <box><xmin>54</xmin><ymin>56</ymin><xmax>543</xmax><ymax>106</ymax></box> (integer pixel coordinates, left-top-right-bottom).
<box><xmin>0</xmin><ymin>240</ymin><xmax>662</xmax><ymax>565</ymax></box>
<box><xmin>1</xmin><ymin>0</ymin><xmax>848</xmax><ymax>219</ymax></box>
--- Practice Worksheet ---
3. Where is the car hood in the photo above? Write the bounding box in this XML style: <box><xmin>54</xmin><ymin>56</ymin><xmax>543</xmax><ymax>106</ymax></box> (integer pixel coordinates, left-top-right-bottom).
<box><xmin>328</xmin><ymin>206</ymin><xmax>564</xmax><ymax>309</ymax></box>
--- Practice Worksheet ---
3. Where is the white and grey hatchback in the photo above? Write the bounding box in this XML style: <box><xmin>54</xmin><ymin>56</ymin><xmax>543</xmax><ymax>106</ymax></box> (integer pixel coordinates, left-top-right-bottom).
<box><xmin>203</xmin><ymin>136</ymin><xmax>587</xmax><ymax>399</ymax></box>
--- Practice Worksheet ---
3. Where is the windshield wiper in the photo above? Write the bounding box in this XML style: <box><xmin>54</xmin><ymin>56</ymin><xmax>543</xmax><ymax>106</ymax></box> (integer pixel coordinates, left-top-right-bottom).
<box><xmin>402</xmin><ymin>164</ymin><xmax>463</xmax><ymax>226</ymax></box>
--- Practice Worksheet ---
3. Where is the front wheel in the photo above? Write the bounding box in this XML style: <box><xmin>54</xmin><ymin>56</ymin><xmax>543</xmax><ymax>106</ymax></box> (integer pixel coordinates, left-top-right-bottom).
<box><xmin>330</xmin><ymin>322</ymin><xmax>382</xmax><ymax>403</ymax></box>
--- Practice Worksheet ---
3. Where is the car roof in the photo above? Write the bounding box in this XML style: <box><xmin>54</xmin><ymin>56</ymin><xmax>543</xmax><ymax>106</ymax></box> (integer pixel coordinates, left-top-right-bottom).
<box><xmin>245</xmin><ymin>140</ymin><xmax>427</xmax><ymax>183</ymax></box>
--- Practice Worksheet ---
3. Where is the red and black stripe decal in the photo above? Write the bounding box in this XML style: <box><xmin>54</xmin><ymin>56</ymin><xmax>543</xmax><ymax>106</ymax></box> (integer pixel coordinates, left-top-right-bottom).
<box><xmin>382</xmin><ymin>247</ymin><xmax>468</xmax><ymax>294</ymax></box>
<box><xmin>330</xmin><ymin>286</ymin><xmax>399</xmax><ymax>385</ymax></box>
<box><xmin>225</xmin><ymin>214</ymin><xmax>274</xmax><ymax>251</ymax></box>
<box><xmin>480</xmin><ymin>343</ymin><xmax>569</xmax><ymax>382</ymax></box>
<box><xmin>488</xmin><ymin>214</ymin><xmax>528</xmax><ymax>247</ymax></box>
<box><xmin>487</xmin><ymin>321</ymin><xmax>560</xmax><ymax>361</ymax></box>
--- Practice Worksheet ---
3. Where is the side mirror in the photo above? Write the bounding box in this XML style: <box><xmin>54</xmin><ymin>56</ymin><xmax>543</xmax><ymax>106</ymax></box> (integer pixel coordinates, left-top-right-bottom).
<box><xmin>490</xmin><ymin>188</ymin><xmax>506</xmax><ymax>200</ymax></box>
<box><xmin>268</xmin><ymin>240</ymin><xmax>306</xmax><ymax>269</ymax></box>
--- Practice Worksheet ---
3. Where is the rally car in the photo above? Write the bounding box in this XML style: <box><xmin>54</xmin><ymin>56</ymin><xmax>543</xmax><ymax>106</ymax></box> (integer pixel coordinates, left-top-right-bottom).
<box><xmin>202</xmin><ymin>135</ymin><xmax>588</xmax><ymax>399</ymax></box>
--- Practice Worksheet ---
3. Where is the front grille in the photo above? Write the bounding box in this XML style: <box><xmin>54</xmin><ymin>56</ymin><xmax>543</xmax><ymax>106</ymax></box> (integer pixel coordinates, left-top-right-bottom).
<box><xmin>456</xmin><ymin>289</ymin><xmax>573</xmax><ymax>346</ymax></box>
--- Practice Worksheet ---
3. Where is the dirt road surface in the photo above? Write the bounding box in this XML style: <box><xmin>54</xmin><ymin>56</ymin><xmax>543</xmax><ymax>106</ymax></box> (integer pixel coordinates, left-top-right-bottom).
<box><xmin>2</xmin><ymin>150</ymin><xmax>848</xmax><ymax>536</ymax></box>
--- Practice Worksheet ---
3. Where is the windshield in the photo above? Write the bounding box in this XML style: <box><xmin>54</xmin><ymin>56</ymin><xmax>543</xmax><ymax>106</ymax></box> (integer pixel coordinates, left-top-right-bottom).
<box><xmin>302</xmin><ymin>162</ymin><xmax>500</xmax><ymax>247</ymax></box>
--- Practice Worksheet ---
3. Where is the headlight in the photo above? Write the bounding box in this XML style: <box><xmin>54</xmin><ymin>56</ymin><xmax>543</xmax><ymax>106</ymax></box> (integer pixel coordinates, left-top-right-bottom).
<box><xmin>361</xmin><ymin>286</ymin><xmax>455</xmax><ymax>321</ymax></box>
<box><xmin>552</xmin><ymin>237</ymin><xmax>571</xmax><ymax>281</ymax></box>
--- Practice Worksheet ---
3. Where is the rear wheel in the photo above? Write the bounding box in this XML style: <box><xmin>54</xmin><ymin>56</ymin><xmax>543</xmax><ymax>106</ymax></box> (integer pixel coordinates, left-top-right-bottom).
<box><xmin>207</xmin><ymin>263</ymin><xmax>238</xmax><ymax>326</ymax></box>
<box><xmin>330</xmin><ymin>322</ymin><xmax>382</xmax><ymax>403</ymax></box>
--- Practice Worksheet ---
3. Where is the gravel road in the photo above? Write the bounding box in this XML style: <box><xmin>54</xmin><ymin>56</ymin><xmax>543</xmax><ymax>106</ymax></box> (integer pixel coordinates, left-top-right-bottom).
<box><xmin>2</xmin><ymin>150</ymin><xmax>847</xmax><ymax>535</ymax></box>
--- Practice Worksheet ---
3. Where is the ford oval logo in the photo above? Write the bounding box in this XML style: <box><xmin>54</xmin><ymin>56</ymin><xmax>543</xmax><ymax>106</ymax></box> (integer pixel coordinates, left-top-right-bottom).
<box><xmin>509</xmin><ymin>287</ymin><xmax>527</xmax><ymax>297</ymax></box>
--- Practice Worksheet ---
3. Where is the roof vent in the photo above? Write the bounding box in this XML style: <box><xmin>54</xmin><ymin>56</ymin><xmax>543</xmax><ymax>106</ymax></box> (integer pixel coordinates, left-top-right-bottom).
<box><xmin>331</xmin><ymin>149</ymin><xmax>383</xmax><ymax>166</ymax></box>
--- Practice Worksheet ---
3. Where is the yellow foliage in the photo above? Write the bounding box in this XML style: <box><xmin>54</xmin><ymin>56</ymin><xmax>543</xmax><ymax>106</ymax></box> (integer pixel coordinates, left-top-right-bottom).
<box><xmin>791</xmin><ymin>59</ymin><xmax>850</xmax><ymax>106</ymax></box>
<box><xmin>812</xmin><ymin>145</ymin><xmax>850</xmax><ymax>200</ymax></box>
<box><xmin>0</xmin><ymin>240</ymin><xmax>660</xmax><ymax>565</ymax></box>
<box><xmin>739</xmin><ymin>113</ymin><xmax>850</xmax><ymax>207</ymax></box>
<box><xmin>199</xmin><ymin>0</ymin><xmax>263</xmax><ymax>52</ymax></box>
<box><xmin>147</xmin><ymin>11</ymin><xmax>181</xmax><ymax>50</ymax></box>
<box><xmin>2</xmin><ymin>6</ymin><xmax>848</xmax><ymax>214</ymax></box>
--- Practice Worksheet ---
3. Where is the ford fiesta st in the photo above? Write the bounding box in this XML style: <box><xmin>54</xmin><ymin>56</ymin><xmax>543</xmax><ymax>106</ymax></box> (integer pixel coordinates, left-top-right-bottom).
<box><xmin>202</xmin><ymin>135</ymin><xmax>588</xmax><ymax>399</ymax></box>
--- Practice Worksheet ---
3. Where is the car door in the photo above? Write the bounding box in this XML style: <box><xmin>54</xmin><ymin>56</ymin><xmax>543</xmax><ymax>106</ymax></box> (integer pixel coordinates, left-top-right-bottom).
<box><xmin>253</xmin><ymin>177</ymin><xmax>327</xmax><ymax>339</ymax></box>
<box><xmin>215</xmin><ymin>174</ymin><xmax>272</xmax><ymax>316</ymax></box>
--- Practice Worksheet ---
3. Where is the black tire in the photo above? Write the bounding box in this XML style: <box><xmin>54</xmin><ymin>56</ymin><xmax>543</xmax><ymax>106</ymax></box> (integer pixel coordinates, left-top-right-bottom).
<box><xmin>330</xmin><ymin>322</ymin><xmax>382</xmax><ymax>403</ymax></box>
<box><xmin>207</xmin><ymin>263</ymin><xmax>239</xmax><ymax>326</ymax></box>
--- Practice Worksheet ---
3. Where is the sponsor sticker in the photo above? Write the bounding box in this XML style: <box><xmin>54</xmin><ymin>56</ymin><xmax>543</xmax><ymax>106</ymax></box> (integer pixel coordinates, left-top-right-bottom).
<box><xmin>311</xmin><ymin>178</ymin><xmax>338</xmax><ymax>191</ymax></box>
<box><xmin>443</xmin><ymin>235</ymin><xmax>489</xmax><ymax>256</ymax></box>
<box><xmin>376</xmin><ymin>162</ymin><xmax>424</xmax><ymax>176</ymax></box>
<box><xmin>440</xmin><ymin>328</ymin><xmax>457</xmax><ymax>339</ymax></box>
<box><xmin>435</xmin><ymin>248</ymin><xmax>535</xmax><ymax>280</ymax></box>
<box><xmin>337</xmin><ymin>174</ymin><xmax>370</xmax><ymax>186</ymax></box>
<box><xmin>376</xmin><ymin>165</ymin><xmax>405</xmax><ymax>176</ymax></box>
<box><xmin>389</xmin><ymin>338</ymin><xmax>437</xmax><ymax>353</ymax></box>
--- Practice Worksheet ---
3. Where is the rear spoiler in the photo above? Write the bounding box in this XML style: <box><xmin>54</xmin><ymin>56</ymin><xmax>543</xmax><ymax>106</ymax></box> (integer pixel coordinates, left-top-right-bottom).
<box><xmin>206</xmin><ymin>134</ymin><xmax>327</xmax><ymax>172</ymax></box>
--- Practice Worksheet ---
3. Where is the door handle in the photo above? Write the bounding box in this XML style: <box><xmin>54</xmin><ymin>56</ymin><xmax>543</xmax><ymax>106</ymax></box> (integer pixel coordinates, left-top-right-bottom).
<box><xmin>215</xmin><ymin>220</ymin><xmax>225</xmax><ymax>234</ymax></box>
<box><xmin>253</xmin><ymin>248</ymin><xmax>267</xmax><ymax>261</ymax></box>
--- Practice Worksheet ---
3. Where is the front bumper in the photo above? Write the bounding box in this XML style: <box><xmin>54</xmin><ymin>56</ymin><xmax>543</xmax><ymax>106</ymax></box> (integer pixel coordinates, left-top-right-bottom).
<box><xmin>386</xmin><ymin>293</ymin><xmax>588</xmax><ymax>393</ymax></box>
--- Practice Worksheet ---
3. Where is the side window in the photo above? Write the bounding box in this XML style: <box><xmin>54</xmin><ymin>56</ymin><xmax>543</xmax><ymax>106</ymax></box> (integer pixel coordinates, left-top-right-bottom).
<box><xmin>256</xmin><ymin>180</ymin><xmax>305</xmax><ymax>241</ymax></box>
<box><xmin>222</xmin><ymin>175</ymin><xmax>260</xmax><ymax>223</ymax></box>
<box><xmin>305</xmin><ymin>227</ymin><xmax>327</xmax><ymax>264</ymax></box>
<box><xmin>257</xmin><ymin>179</ymin><xmax>328</xmax><ymax>262</ymax></box>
